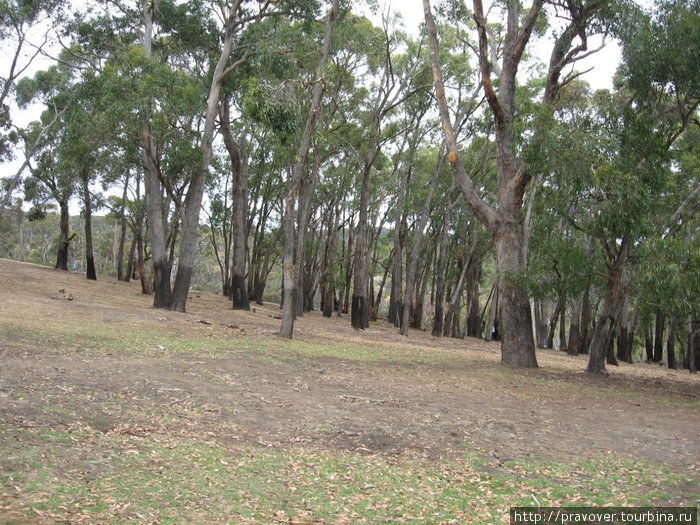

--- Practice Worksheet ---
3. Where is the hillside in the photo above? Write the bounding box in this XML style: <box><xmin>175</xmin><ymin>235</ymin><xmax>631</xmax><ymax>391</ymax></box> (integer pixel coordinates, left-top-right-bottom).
<box><xmin>0</xmin><ymin>258</ymin><xmax>698</xmax><ymax>523</ymax></box>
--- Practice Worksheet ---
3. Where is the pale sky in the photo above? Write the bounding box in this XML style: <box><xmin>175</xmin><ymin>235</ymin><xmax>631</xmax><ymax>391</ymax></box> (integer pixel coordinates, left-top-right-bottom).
<box><xmin>379</xmin><ymin>0</ymin><xmax>621</xmax><ymax>92</ymax></box>
<box><xmin>4</xmin><ymin>0</ymin><xmax>623</xmax><ymax>208</ymax></box>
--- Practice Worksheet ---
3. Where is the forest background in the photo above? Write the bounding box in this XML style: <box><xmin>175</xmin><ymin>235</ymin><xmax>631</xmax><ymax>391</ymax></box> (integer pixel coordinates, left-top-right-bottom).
<box><xmin>0</xmin><ymin>0</ymin><xmax>698</xmax><ymax>374</ymax></box>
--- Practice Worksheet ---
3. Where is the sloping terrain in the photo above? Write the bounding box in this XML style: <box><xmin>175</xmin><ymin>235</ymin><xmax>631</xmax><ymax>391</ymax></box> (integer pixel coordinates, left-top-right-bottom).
<box><xmin>0</xmin><ymin>258</ymin><xmax>698</xmax><ymax>523</ymax></box>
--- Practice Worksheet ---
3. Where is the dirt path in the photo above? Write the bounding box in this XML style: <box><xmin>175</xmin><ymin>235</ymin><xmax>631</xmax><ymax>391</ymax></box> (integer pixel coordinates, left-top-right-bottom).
<box><xmin>1</xmin><ymin>259</ymin><xmax>698</xmax><ymax>480</ymax></box>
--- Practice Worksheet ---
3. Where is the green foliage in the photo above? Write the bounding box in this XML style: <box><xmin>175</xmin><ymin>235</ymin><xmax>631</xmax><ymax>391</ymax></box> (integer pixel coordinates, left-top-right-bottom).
<box><xmin>241</xmin><ymin>78</ymin><xmax>300</xmax><ymax>146</ymax></box>
<box><xmin>623</xmin><ymin>0</ymin><xmax>700</xmax><ymax>102</ymax></box>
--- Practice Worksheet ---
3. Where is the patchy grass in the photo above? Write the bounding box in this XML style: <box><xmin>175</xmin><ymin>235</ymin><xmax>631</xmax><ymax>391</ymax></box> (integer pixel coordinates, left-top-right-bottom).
<box><xmin>1</xmin><ymin>259</ymin><xmax>699</xmax><ymax>522</ymax></box>
<box><xmin>2</xmin><ymin>417</ymin><xmax>693</xmax><ymax>524</ymax></box>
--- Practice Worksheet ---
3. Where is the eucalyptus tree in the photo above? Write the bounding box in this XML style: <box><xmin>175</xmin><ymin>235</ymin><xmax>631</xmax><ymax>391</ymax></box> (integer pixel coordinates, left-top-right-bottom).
<box><xmin>0</xmin><ymin>0</ymin><xmax>68</xmax><ymax>212</ymax></box>
<box><xmin>16</xmin><ymin>61</ymin><xmax>78</xmax><ymax>271</ymax></box>
<box><xmin>424</xmin><ymin>0</ymin><xmax>625</xmax><ymax>367</ymax></box>
<box><xmin>583</xmin><ymin>0</ymin><xmax>700</xmax><ymax>374</ymax></box>
<box><xmin>279</xmin><ymin>0</ymin><xmax>339</xmax><ymax>338</ymax></box>
<box><xmin>351</xmin><ymin>19</ymin><xmax>429</xmax><ymax>329</ymax></box>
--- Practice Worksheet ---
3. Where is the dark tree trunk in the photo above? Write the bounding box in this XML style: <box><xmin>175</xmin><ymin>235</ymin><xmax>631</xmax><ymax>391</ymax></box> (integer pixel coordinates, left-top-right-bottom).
<box><xmin>280</xmin><ymin>167</ymin><xmax>299</xmax><ymax>337</ymax></box>
<box><xmin>352</xmin><ymin>157</ymin><xmax>373</xmax><ymax>330</ymax></box>
<box><xmin>342</xmin><ymin>223</ymin><xmax>353</xmax><ymax>316</ymax></box>
<box><xmin>578</xmin><ymin>237</ymin><xmax>593</xmax><ymax>355</ymax></box>
<box><xmin>546</xmin><ymin>301</ymin><xmax>560</xmax><ymax>350</ymax></box>
<box><xmin>534</xmin><ymin>298</ymin><xmax>549</xmax><ymax>348</ymax></box>
<box><xmin>389</xmin><ymin>216</ymin><xmax>404</xmax><ymax>327</ymax></box>
<box><xmin>294</xmin><ymin>155</ymin><xmax>319</xmax><ymax>318</ymax></box>
<box><xmin>125</xmin><ymin>231</ymin><xmax>136</xmax><ymax>283</ymax></box>
<box><xmin>667</xmin><ymin>313</ymin><xmax>678</xmax><ymax>369</ymax></box>
<box><xmin>432</xmin><ymin>186</ymin><xmax>453</xmax><ymax>337</ymax></box>
<box><xmin>136</xmin><ymin>225</ymin><xmax>151</xmax><ymax>295</ymax></box>
<box><xmin>653</xmin><ymin>308</ymin><xmax>664</xmax><ymax>363</ymax></box>
<box><xmin>587</xmin><ymin>239</ymin><xmax>630</xmax><ymax>375</ymax></box>
<box><xmin>617</xmin><ymin>293</ymin><xmax>630</xmax><ymax>362</ymax></box>
<box><xmin>410</xmin><ymin>244</ymin><xmax>435</xmax><ymax>330</ymax></box>
<box><xmin>426</xmin><ymin>0</ymin><xmax>600</xmax><ymax>368</ymax></box>
<box><xmin>220</xmin><ymin>100</ymin><xmax>250</xmax><ymax>310</ymax></box>
<box><xmin>687</xmin><ymin>319</ymin><xmax>698</xmax><ymax>373</ymax></box>
<box><xmin>321</xmin><ymin>204</ymin><xmax>340</xmax><ymax>318</ymax></box>
<box><xmin>579</xmin><ymin>283</ymin><xmax>592</xmax><ymax>354</ymax></box>
<box><xmin>606</xmin><ymin>332</ymin><xmax>619</xmax><ymax>366</ymax></box>
<box><xmin>82</xmin><ymin>170</ymin><xmax>97</xmax><ymax>281</ymax></box>
<box><xmin>567</xmin><ymin>295</ymin><xmax>582</xmax><ymax>355</ymax></box>
<box><xmin>142</xmin><ymin>159</ymin><xmax>171</xmax><ymax>308</ymax></box>
<box><xmin>557</xmin><ymin>292</ymin><xmax>566</xmax><ymax>352</ymax></box>
<box><xmin>645</xmin><ymin>324</ymin><xmax>654</xmax><ymax>362</ymax></box>
<box><xmin>444</xmin><ymin>252</ymin><xmax>470</xmax><ymax>338</ymax></box>
<box><xmin>351</xmin><ymin>17</ymin><xmax>405</xmax><ymax>329</ymax></box>
<box><xmin>371</xmin><ymin>253</ymin><xmax>391</xmax><ymax>321</ymax></box>
<box><xmin>55</xmin><ymin>199</ymin><xmax>72</xmax><ymax>271</ymax></box>
<box><xmin>116</xmin><ymin>173</ymin><xmax>130</xmax><ymax>281</ymax></box>
<box><xmin>467</xmin><ymin>265</ymin><xmax>482</xmax><ymax>338</ymax></box>
<box><xmin>170</xmin><ymin>4</ymin><xmax>253</xmax><ymax>313</ymax></box>
<box><xmin>482</xmin><ymin>278</ymin><xmax>497</xmax><ymax>341</ymax></box>
<box><xmin>625</xmin><ymin>297</ymin><xmax>640</xmax><ymax>363</ymax></box>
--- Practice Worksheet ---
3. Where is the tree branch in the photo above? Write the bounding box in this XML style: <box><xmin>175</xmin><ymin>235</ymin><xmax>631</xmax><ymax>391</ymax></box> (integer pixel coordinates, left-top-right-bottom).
<box><xmin>424</xmin><ymin>0</ymin><xmax>497</xmax><ymax>233</ymax></box>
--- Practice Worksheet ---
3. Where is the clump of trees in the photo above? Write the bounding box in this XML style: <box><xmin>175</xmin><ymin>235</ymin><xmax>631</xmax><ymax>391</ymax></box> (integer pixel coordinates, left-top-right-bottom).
<box><xmin>1</xmin><ymin>0</ymin><xmax>698</xmax><ymax>373</ymax></box>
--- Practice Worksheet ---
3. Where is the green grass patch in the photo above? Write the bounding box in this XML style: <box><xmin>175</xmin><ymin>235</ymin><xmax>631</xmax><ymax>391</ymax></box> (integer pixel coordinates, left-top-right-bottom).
<box><xmin>2</xmin><ymin>418</ymin><xmax>696</xmax><ymax>524</ymax></box>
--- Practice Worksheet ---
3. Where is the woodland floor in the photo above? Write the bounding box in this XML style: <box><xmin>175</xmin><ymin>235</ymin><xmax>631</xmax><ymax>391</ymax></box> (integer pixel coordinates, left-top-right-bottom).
<box><xmin>0</xmin><ymin>258</ymin><xmax>698</xmax><ymax>523</ymax></box>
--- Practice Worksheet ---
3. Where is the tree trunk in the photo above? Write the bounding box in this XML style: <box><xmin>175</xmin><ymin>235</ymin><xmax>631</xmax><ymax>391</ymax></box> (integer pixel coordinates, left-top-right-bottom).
<box><xmin>625</xmin><ymin>297</ymin><xmax>640</xmax><ymax>362</ymax></box>
<box><xmin>579</xmin><ymin>283</ymin><xmax>592</xmax><ymax>354</ymax></box>
<box><xmin>567</xmin><ymin>294</ymin><xmax>582</xmax><ymax>355</ymax></box>
<box><xmin>653</xmin><ymin>308</ymin><xmax>664</xmax><ymax>363</ymax></box>
<box><xmin>351</xmin><ymin>18</ymin><xmax>407</xmax><ymax>329</ymax></box>
<box><xmin>321</xmin><ymin>204</ymin><xmax>340</xmax><ymax>318</ymax></box>
<box><xmin>425</xmin><ymin>0</ymin><xmax>541</xmax><ymax>367</ymax></box>
<box><xmin>411</xmin><ymin>244</ymin><xmax>435</xmax><ymax>330</ymax></box>
<box><xmin>81</xmin><ymin>170</ymin><xmax>97</xmax><ymax>281</ymax></box>
<box><xmin>371</xmin><ymin>252</ymin><xmax>391</xmax><ymax>321</ymax></box>
<box><xmin>687</xmin><ymin>318</ymin><xmax>697</xmax><ymax>374</ymax></box>
<box><xmin>342</xmin><ymin>221</ymin><xmax>353</xmax><ymax>317</ymax></box>
<box><xmin>125</xmin><ymin>229</ymin><xmax>136</xmax><ymax>283</ymax></box>
<box><xmin>534</xmin><ymin>298</ymin><xmax>549</xmax><ymax>348</ymax></box>
<box><xmin>171</xmin><ymin>6</ymin><xmax>253</xmax><ymax>313</ymax></box>
<box><xmin>116</xmin><ymin>173</ymin><xmax>130</xmax><ymax>281</ymax></box>
<box><xmin>55</xmin><ymin>198</ymin><xmax>72</xmax><ymax>271</ymax></box>
<box><xmin>136</xmin><ymin>224</ymin><xmax>151</xmax><ymax>295</ymax></box>
<box><xmin>444</xmin><ymin>242</ymin><xmax>474</xmax><ymax>337</ymax></box>
<box><xmin>645</xmin><ymin>324</ymin><xmax>654</xmax><ymax>362</ymax></box>
<box><xmin>667</xmin><ymin>313</ymin><xmax>678</xmax><ymax>369</ymax></box>
<box><xmin>432</xmin><ymin>186</ymin><xmax>453</xmax><ymax>337</ymax></box>
<box><xmin>546</xmin><ymin>300</ymin><xmax>559</xmax><ymax>350</ymax></box>
<box><xmin>139</xmin><ymin>0</ymin><xmax>171</xmax><ymax>309</ymax></box>
<box><xmin>220</xmin><ymin>101</ymin><xmax>250</xmax><ymax>310</ymax></box>
<box><xmin>617</xmin><ymin>293</ymin><xmax>630</xmax><ymax>362</ymax></box>
<box><xmin>294</xmin><ymin>154</ymin><xmax>320</xmax><ymax>318</ymax></box>
<box><xmin>587</xmin><ymin>239</ymin><xmax>630</xmax><ymax>375</ymax></box>
<box><xmin>351</xmin><ymin>146</ymin><xmax>375</xmax><ymax>330</ymax></box>
<box><xmin>606</xmin><ymin>332</ymin><xmax>619</xmax><ymax>366</ymax></box>
<box><xmin>389</xmin><ymin>215</ymin><xmax>405</xmax><ymax>327</ymax></box>
<box><xmin>467</xmin><ymin>265</ymin><xmax>482</xmax><ymax>338</ymax></box>
<box><xmin>557</xmin><ymin>292</ymin><xmax>566</xmax><ymax>351</ymax></box>
<box><xmin>400</xmin><ymin>146</ymin><xmax>443</xmax><ymax>335</ymax></box>
<box><xmin>280</xmin><ymin>0</ymin><xmax>337</xmax><ymax>337</ymax></box>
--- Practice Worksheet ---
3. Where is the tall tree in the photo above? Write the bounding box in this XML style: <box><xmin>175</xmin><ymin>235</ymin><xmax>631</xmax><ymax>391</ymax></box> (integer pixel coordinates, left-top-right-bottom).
<box><xmin>424</xmin><ymin>0</ymin><xmax>614</xmax><ymax>367</ymax></box>
<box><xmin>280</xmin><ymin>0</ymin><xmax>339</xmax><ymax>338</ymax></box>
<box><xmin>351</xmin><ymin>19</ymin><xmax>424</xmax><ymax>329</ymax></box>
<box><xmin>0</xmin><ymin>0</ymin><xmax>67</xmax><ymax>212</ymax></box>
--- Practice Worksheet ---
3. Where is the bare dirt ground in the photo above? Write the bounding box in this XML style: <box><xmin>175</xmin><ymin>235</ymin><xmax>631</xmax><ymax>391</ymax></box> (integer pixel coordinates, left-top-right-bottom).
<box><xmin>1</xmin><ymin>259</ymin><xmax>699</xmax><ymax>508</ymax></box>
